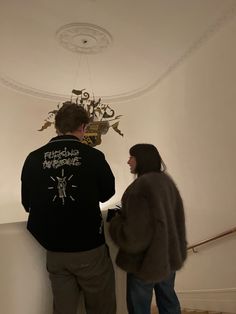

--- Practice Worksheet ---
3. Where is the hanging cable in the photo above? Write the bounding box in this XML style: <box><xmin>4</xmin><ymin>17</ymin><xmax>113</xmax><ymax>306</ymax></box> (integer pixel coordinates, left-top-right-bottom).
<box><xmin>85</xmin><ymin>54</ymin><xmax>95</xmax><ymax>100</ymax></box>
<box><xmin>71</xmin><ymin>53</ymin><xmax>83</xmax><ymax>99</ymax></box>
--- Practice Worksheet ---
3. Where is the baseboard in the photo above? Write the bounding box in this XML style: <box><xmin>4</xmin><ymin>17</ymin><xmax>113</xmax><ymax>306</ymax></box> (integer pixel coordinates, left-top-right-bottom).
<box><xmin>177</xmin><ymin>288</ymin><xmax>236</xmax><ymax>313</ymax></box>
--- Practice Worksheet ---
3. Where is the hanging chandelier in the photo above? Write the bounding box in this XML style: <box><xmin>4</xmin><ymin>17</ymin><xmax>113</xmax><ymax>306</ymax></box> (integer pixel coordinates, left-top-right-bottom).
<box><xmin>38</xmin><ymin>88</ymin><xmax>123</xmax><ymax>147</ymax></box>
<box><xmin>38</xmin><ymin>23</ymin><xmax>123</xmax><ymax>147</ymax></box>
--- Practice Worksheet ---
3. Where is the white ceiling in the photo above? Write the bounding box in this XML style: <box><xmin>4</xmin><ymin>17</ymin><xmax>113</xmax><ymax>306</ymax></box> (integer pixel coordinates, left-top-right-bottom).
<box><xmin>0</xmin><ymin>0</ymin><xmax>236</xmax><ymax>102</ymax></box>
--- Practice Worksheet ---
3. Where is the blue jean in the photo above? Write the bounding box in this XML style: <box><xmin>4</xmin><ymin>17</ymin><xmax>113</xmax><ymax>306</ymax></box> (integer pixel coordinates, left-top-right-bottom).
<box><xmin>126</xmin><ymin>272</ymin><xmax>181</xmax><ymax>314</ymax></box>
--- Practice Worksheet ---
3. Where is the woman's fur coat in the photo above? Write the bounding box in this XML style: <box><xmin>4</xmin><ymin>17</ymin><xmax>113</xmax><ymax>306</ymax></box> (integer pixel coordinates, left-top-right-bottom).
<box><xmin>109</xmin><ymin>172</ymin><xmax>187</xmax><ymax>282</ymax></box>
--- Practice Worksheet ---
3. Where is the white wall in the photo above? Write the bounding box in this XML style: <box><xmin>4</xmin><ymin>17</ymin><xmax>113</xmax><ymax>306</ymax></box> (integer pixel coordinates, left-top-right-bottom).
<box><xmin>100</xmin><ymin>15</ymin><xmax>236</xmax><ymax>311</ymax></box>
<box><xmin>0</xmin><ymin>87</ymin><xmax>56</xmax><ymax>223</ymax></box>
<box><xmin>0</xmin><ymin>222</ymin><xmax>52</xmax><ymax>314</ymax></box>
<box><xmin>0</xmin><ymin>217</ymin><xmax>128</xmax><ymax>314</ymax></box>
<box><xmin>0</xmin><ymin>11</ymin><xmax>236</xmax><ymax>313</ymax></box>
<box><xmin>148</xmin><ymin>13</ymin><xmax>236</xmax><ymax>291</ymax></box>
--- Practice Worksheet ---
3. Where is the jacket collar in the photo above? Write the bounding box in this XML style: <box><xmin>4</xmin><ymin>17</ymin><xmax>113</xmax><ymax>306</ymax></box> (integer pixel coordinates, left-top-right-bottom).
<box><xmin>49</xmin><ymin>135</ymin><xmax>81</xmax><ymax>143</ymax></box>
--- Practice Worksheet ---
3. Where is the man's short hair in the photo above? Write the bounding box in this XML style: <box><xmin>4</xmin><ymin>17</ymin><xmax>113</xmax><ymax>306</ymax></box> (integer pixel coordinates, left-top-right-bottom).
<box><xmin>55</xmin><ymin>102</ymin><xmax>90</xmax><ymax>134</ymax></box>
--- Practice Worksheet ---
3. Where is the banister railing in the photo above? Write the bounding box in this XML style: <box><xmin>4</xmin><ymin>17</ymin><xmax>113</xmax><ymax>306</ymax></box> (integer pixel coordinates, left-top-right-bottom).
<box><xmin>187</xmin><ymin>226</ymin><xmax>236</xmax><ymax>253</ymax></box>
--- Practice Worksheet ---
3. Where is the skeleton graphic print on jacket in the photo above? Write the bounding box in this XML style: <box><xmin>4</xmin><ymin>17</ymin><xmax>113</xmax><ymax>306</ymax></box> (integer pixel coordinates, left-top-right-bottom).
<box><xmin>48</xmin><ymin>168</ymin><xmax>78</xmax><ymax>205</ymax></box>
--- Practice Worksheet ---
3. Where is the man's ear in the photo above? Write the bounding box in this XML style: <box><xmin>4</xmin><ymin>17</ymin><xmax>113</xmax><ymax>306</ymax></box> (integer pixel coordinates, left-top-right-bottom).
<box><xmin>81</xmin><ymin>124</ymin><xmax>87</xmax><ymax>132</ymax></box>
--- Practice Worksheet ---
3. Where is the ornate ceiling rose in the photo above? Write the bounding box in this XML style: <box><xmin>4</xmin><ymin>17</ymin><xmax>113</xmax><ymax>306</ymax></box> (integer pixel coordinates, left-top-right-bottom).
<box><xmin>55</xmin><ymin>23</ymin><xmax>113</xmax><ymax>54</ymax></box>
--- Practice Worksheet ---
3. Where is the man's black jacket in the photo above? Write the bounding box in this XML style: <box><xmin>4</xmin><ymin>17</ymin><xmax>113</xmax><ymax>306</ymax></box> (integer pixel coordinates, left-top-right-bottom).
<box><xmin>21</xmin><ymin>135</ymin><xmax>115</xmax><ymax>252</ymax></box>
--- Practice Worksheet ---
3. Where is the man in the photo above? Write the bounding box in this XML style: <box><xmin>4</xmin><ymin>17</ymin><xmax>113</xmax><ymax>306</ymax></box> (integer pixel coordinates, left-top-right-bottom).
<box><xmin>21</xmin><ymin>103</ymin><xmax>116</xmax><ymax>314</ymax></box>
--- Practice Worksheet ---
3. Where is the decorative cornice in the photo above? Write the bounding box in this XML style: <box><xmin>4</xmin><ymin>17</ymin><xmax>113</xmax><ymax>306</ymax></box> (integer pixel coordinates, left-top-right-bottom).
<box><xmin>0</xmin><ymin>6</ymin><xmax>236</xmax><ymax>103</ymax></box>
<box><xmin>0</xmin><ymin>75</ymin><xmax>70</xmax><ymax>102</ymax></box>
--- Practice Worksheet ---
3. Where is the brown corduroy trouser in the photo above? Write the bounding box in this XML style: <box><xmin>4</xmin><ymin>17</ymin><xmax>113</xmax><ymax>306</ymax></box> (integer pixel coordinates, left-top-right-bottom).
<box><xmin>46</xmin><ymin>244</ymin><xmax>116</xmax><ymax>314</ymax></box>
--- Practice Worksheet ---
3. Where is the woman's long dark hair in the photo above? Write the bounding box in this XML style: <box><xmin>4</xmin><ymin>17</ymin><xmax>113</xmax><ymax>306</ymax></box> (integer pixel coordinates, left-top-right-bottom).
<box><xmin>129</xmin><ymin>143</ymin><xmax>166</xmax><ymax>176</ymax></box>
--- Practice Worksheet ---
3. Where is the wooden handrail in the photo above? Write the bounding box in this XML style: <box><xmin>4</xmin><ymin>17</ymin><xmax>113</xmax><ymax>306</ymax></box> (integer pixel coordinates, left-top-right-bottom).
<box><xmin>187</xmin><ymin>226</ymin><xmax>236</xmax><ymax>253</ymax></box>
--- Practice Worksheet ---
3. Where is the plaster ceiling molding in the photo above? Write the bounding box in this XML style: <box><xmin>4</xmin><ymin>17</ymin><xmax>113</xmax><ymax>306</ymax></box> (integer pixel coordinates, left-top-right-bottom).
<box><xmin>0</xmin><ymin>1</ymin><xmax>236</xmax><ymax>103</ymax></box>
<box><xmin>56</xmin><ymin>23</ymin><xmax>113</xmax><ymax>54</ymax></box>
<box><xmin>0</xmin><ymin>74</ymin><xmax>69</xmax><ymax>102</ymax></box>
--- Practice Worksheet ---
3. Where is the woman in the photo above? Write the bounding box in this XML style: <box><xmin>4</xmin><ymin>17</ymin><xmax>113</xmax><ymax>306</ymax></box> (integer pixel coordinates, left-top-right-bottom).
<box><xmin>109</xmin><ymin>144</ymin><xmax>187</xmax><ymax>314</ymax></box>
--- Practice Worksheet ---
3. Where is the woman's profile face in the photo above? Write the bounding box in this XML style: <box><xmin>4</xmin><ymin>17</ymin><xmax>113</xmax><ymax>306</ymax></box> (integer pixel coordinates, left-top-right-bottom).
<box><xmin>127</xmin><ymin>155</ymin><xmax>137</xmax><ymax>174</ymax></box>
